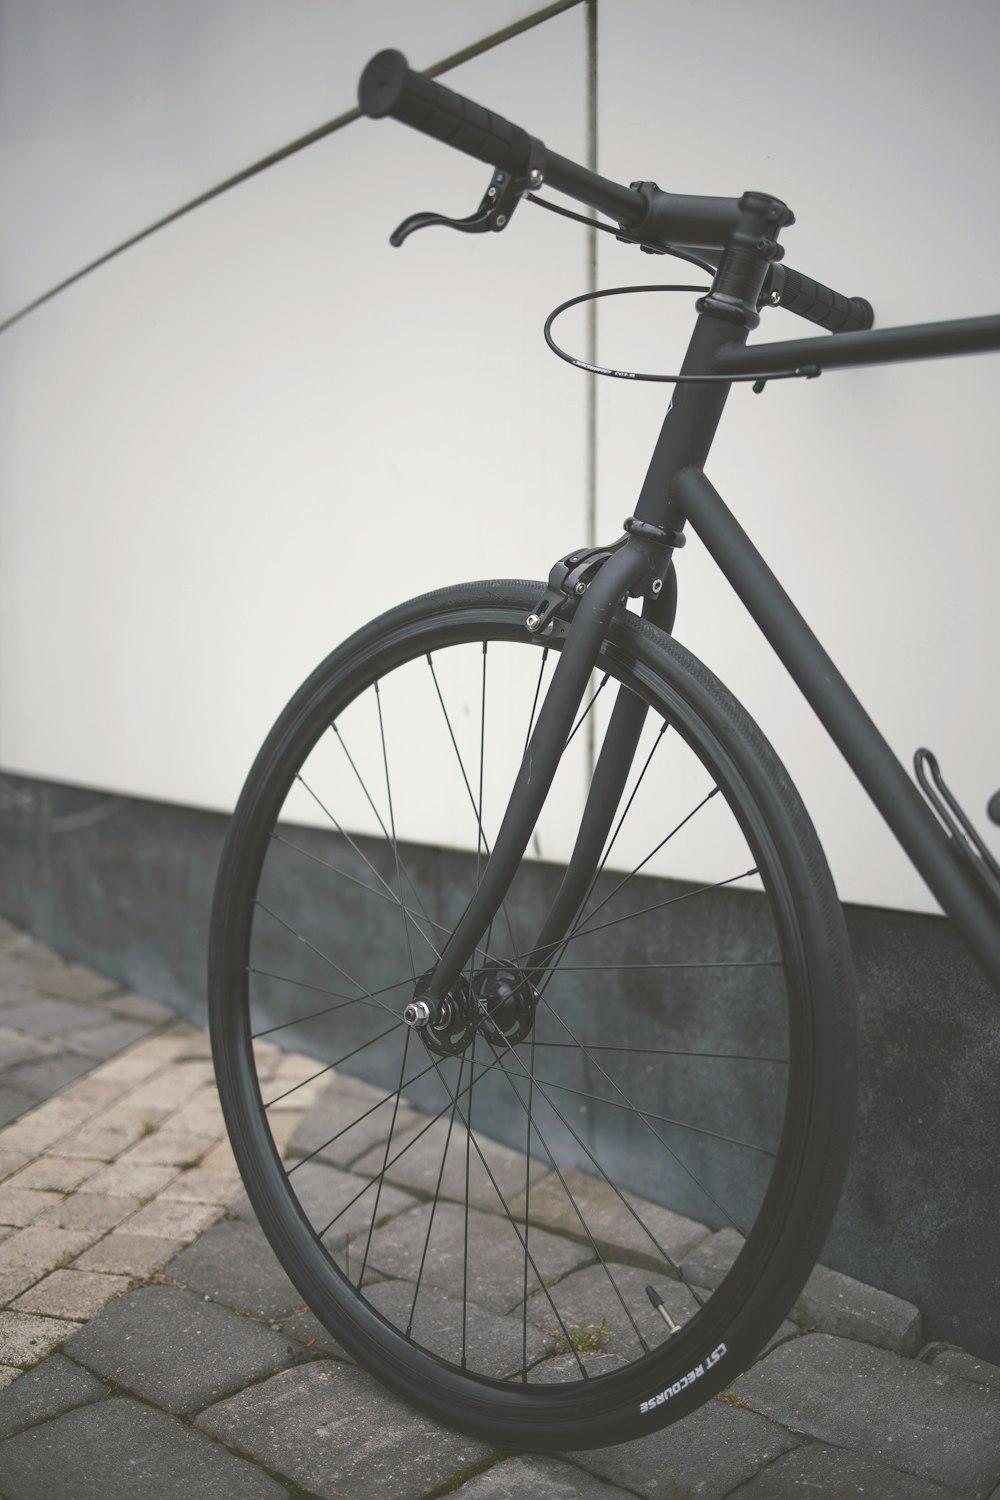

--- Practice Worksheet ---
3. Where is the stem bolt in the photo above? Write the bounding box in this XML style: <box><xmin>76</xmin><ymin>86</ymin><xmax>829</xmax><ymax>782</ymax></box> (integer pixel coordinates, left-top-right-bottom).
<box><xmin>574</xmin><ymin>581</ymin><xmax>587</xmax><ymax>595</ymax></box>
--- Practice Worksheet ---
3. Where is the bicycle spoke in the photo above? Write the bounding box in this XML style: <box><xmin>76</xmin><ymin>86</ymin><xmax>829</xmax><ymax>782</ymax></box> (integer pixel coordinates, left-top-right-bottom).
<box><xmin>418</xmin><ymin>1025</ymin><xmax>590</xmax><ymax>1379</ymax></box>
<box><xmin>482</xmin><ymin>1023</ymin><xmax>652</xmax><ymax>1357</ymax></box>
<box><xmin>316</xmin><ymin>1051</ymin><xmax>508</xmax><ymax>1237</ymax></box>
<box><xmin>358</xmin><ymin>1026</ymin><xmax>413</xmax><ymax>1288</ymax></box>
<box><xmin>522</xmin><ymin>647</ymin><xmax>551</xmax><ymax>754</ymax></box>
<box><xmin>480</xmin><ymin>1023</ymin><xmax>699</xmax><ymax>1287</ymax></box>
<box><xmin>534</xmin><ymin>992</ymin><xmax>750</xmax><ymax>1236</ymax></box>
<box><xmin>271</xmin><ymin>823</ymin><xmax>442</xmax><ymax>960</ymax></box>
<box><xmin>532</xmin><ymin>787</ymin><xmax>723</xmax><ymax>1000</ymax></box>
<box><xmin>527</xmin><ymin>960</ymin><xmax>781</xmax><ymax>974</ymax></box>
<box><xmin>528</xmin><ymin>1041</ymin><xmax>787</xmax><ymax>1063</ymax></box>
<box><xmin>534</xmin><ymin>868</ymin><xmax>759</xmax><ymax>952</ymax></box>
<box><xmin>524</xmin><ymin>1073</ymin><xmax>776</xmax><ymax>1157</ymax></box>
<box><xmin>564</xmin><ymin>672</ymin><xmax>610</xmax><ymax>748</ymax></box>
<box><xmin>374</xmin><ymin>680</ymin><xmax>418</xmax><ymax>983</ymax></box>
<box><xmin>253</xmin><ymin>900</ymin><xmax>412</xmax><ymax>1023</ymax></box>
<box><xmin>330</xmin><ymin>721</ymin><xmax>439</xmax><ymax>937</ymax></box>
<box><xmin>261</xmin><ymin>1018</ymin><xmax>404</xmax><ymax>1109</ymax></box>
<box><xmin>249</xmin><ymin>970</ymin><xmax>417</xmax><ymax>1039</ymax></box>
<box><xmin>427</xmin><ymin>649</ymin><xmax>522</xmax><ymax>968</ymax></box>
<box><xmin>286</xmin><ymin>1052</ymin><xmax>445</xmax><ymax>1176</ymax></box>
<box><xmin>407</xmin><ymin>1049</ymin><xmax>467</xmax><ymax>1337</ymax></box>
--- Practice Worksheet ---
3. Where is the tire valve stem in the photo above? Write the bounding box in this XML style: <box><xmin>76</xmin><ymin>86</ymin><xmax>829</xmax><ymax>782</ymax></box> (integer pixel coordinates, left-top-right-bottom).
<box><xmin>646</xmin><ymin>1285</ymin><xmax>680</xmax><ymax>1335</ymax></box>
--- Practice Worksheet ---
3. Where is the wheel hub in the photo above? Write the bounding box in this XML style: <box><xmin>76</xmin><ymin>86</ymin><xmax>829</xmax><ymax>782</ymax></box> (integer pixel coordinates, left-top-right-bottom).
<box><xmin>404</xmin><ymin>964</ymin><xmax>538</xmax><ymax>1056</ymax></box>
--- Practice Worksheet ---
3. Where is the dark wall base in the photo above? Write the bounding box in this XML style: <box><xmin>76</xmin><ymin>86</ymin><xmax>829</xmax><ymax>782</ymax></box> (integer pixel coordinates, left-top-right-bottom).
<box><xmin>2</xmin><ymin>771</ymin><xmax>997</xmax><ymax>1361</ymax></box>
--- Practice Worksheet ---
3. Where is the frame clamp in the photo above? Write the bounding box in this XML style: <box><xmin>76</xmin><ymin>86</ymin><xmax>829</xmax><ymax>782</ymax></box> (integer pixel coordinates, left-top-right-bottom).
<box><xmin>623</xmin><ymin>516</ymin><xmax>684</xmax><ymax>600</ymax></box>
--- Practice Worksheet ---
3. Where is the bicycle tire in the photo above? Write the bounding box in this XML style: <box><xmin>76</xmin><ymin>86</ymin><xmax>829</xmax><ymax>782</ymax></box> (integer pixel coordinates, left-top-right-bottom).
<box><xmin>209</xmin><ymin>579</ymin><xmax>856</xmax><ymax>1450</ymax></box>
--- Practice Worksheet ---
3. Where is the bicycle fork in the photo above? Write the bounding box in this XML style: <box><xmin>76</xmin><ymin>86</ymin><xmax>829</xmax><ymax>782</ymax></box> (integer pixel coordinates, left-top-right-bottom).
<box><xmin>406</xmin><ymin>537</ymin><xmax>656</xmax><ymax>1029</ymax></box>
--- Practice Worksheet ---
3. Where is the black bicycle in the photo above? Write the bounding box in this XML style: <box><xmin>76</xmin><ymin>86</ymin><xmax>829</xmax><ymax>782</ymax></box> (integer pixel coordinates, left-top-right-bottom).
<box><xmin>208</xmin><ymin>51</ymin><xmax>1000</xmax><ymax>1451</ymax></box>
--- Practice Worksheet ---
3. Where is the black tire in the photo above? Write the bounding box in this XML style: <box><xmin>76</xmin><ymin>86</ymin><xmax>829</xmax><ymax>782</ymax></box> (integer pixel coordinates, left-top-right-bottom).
<box><xmin>209</xmin><ymin>580</ymin><xmax>856</xmax><ymax>1450</ymax></box>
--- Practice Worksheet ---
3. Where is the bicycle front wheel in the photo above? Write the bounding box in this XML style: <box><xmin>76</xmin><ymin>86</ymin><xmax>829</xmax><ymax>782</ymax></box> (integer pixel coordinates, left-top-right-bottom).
<box><xmin>209</xmin><ymin>579</ymin><xmax>856</xmax><ymax>1450</ymax></box>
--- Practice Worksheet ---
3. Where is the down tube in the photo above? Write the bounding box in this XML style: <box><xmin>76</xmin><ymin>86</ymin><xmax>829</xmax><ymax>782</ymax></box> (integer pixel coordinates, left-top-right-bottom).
<box><xmin>672</xmin><ymin>464</ymin><xmax>1000</xmax><ymax>988</ymax></box>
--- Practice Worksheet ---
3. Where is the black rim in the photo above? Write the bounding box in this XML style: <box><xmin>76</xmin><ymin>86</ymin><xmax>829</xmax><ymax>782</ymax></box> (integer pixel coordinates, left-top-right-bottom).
<box><xmin>210</xmin><ymin>585</ymin><xmax>843</xmax><ymax>1437</ymax></box>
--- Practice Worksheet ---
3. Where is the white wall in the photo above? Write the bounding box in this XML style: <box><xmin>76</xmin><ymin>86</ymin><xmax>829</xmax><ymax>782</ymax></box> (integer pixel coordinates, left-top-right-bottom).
<box><xmin>592</xmin><ymin>0</ymin><xmax>1000</xmax><ymax>910</ymax></box>
<box><xmin>0</xmin><ymin>1</ymin><xmax>589</xmax><ymax>811</ymax></box>
<box><xmin>2</xmin><ymin>0</ymin><xmax>998</xmax><ymax>913</ymax></box>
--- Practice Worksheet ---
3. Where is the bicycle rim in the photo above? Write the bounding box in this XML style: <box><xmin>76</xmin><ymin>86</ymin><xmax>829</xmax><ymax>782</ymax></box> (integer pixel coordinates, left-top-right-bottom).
<box><xmin>209</xmin><ymin>580</ymin><xmax>855</xmax><ymax>1449</ymax></box>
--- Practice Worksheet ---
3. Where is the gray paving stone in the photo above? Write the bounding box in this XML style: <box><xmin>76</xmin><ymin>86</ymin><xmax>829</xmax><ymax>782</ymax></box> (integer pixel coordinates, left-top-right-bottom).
<box><xmin>286</xmin><ymin>1071</ymin><xmax>429</xmax><ymax>1167</ymax></box>
<box><xmin>77</xmin><ymin>1159</ymin><xmax>177</xmax><ymax>1198</ymax></box>
<box><xmin>0</xmin><ymin>1352</ymin><xmax>108</xmax><ymax>1440</ymax></box>
<box><xmin>558</xmin><ymin>1389</ymin><xmax>799</xmax><ymax>1499</ymax></box>
<box><xmin>524</xmin><ymin>1259</ymin><xmax>700</xmax><ymax>1362</ymax></box>
<box><xmin>791</xmin><ymin>1262</ymin><xmax>922</xmax><ymax>1355</ymax></box>
<box><xmin>67</xmin><ymin>1284</ymin><xmax>301</xmax><ymax>1415</ymax></box>
<box><xmin>0</xmin><ymin>1225</ymin><xmax>94</xmax><ymax>1289</ymax></box>
<box><xmin>33</xmin><ymin>1190</ymin><xmax>140</xmax><ymax>1235</ymax></box>
<box><xmin>30</xmin><ymin>963</ymin><xmax>116</xmax><ymax>1002</ymax></box>
<box><xmin>922</xmin><ymin>1342</ymin><xmax>1000</xmax><ymax>1390</ymax></box>
<box><xmin>0</xmin><ymin>1395</ymin><xmax>288</xmax><ymax>1498</ymax></box>
<box><xmin>680</xmin><ymin>1226</ymin><xmax>743</xmax><ymax>1289</ymax></box>
<box><xmin>105</xmin><ymin>992</ymin><xmax>176</xmax><ymax>1024</ymax></box>
<box><xmin>4</xmin><ymin>1050</ymin><xmax>97</xmax><ymax>1098</ymax></box>
<box><xmin>56</xmin><ymin>1118</ymin><xmax>148</xmax><ymax>1161</ymax></box>
<box><xmin>64</xmin><ymin>1017</ymin><xmax>157</xmax><ymax>1058</ymax></box>
<box><xmin>157</xmin><ymin>1164</ymin><xmax>242</xmax><ymax>1204</ymax></box>
<box><xmin>2</xmin><ymin>934</ymin><xmax>61</xmax><ymax>966</ymax></box>
<box><xmin>367</xmin><ymin>1200</ymin><xmax>592</xmax><ymax>1316</ymax></box>
<box><xmin>681</xmin><ymin>1231</ymin><xmax>922</xmax><ymax>1354</ymax></box>
<box><xmin>124</xmin><ymin>1196</ymin><xmax>224</xmax><ymax>1241</ymax></box>
<box><xmin>233</xmin><ymin>1156</ymin><xmax>420</xmax><ymax>1251</ymax></box>
<box><xmin>165</xmin><ymin>1219</ymin><xmax>304</xmax><ymax>1320</ymax></box>
<box><xmin>0</xmin><ymin>997</ymin><xmax>101</xmax><ymax>1038</ymax></box>
<box><xmin>117</xmin><ymin>1126</ymin><xmax>220</xmax><ymax>1166</ymax></box>
<box><xmin>0</xmin><ymin>1310</ymin><xmax>81</xmax><ymax>1365</ymax></box>
<box><xmin>197</xmin><ymin>1358</ymin><xmax>491</xmax><ymax>1500</ymax></box>
<box><xmin>365</xmin><ymin>1279</ymin><xmax>557</xmax><ymax>1377</ymax></box>
<box><xmin>733</xmin><ymin>1332</ymin><xmax>1000</xmax><ymax>1495</ymax></box>
<box><xmin>0</xmin><ymin>1183</ymin><xmax>63</xmax><ymax>1228</ymax></box>
<box><xmin>452</xmin><ymin>1454</ymin><xmax>635</xmax><ymax>1498</ymax></box>
<box><xmin>278</xmin><ymin>1304</ymin><xmax>351</xmax><ymax>1359</ymax></box>
<box><xmin>74</xmin><ymin>1229</ymin><xmax>188</xmax><ymax>1277</ymax></box>
<box><xmin>732</xmin><ymin>1439</ymin><xmax>961</xmax><ymax>1498</ymax></box>
<box><xmin>11</xmin><ymin>1156</ymin><xmax>102</xmax><ymax>1193</ymax></box>
<box><xmin>0</xmin><ymin>1082</ymin><xmax>36</xmax><ymax>1128</ymax></box>
<box><xmin>0</xmin><ymin>1029</ymin><xmax>59</xmax><ymax>1070</ymax></box>
<box><xmin>511</xmin><ymin>1168</ymin><xmax>709</xmax><ymax>1274</ymax></box>
<box><xmin>13</xmin><ymin>1268</ymin><xmax>132</xmax><ymax>1320</ymax></box>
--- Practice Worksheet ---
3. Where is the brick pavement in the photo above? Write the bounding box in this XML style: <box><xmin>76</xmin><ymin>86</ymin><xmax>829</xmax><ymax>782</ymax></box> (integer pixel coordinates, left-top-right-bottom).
<box><xmin>1</xmin><ymin>915</ymin><xmax>998</xmax><ymax>1499</ymax></box>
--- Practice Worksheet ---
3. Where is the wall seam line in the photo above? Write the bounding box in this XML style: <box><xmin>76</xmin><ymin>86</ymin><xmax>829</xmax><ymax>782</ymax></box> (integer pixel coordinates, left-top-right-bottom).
<box><xmin>0</xmin><ymin>0</ymin><xmax>586</xmax><ymax>336</ymax></box>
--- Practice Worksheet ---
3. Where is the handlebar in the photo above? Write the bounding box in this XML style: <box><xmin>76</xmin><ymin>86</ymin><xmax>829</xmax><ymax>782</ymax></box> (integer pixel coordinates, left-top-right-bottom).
<box><xmin>358</xmin><ymin>49</ymin><xmax>874</xmax><ymax>336</ymax></box>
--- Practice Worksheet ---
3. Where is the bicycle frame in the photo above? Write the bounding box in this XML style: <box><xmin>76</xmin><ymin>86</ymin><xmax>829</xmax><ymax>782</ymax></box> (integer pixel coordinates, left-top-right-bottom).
<box><xmin>421</xmin><ymin>303</ymin><xmax>1000</xmax><ymax>1009</ymax></box>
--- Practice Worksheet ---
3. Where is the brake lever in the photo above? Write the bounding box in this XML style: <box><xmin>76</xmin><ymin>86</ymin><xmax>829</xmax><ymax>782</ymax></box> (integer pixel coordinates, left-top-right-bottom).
<box><xmin>390</xmin><ymin>155</ymin><xmax>543</xmax><ymax>247</ymax></box>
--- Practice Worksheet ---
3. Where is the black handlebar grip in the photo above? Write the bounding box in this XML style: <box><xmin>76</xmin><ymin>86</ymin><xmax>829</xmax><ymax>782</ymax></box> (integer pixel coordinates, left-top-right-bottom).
<box><xmin>359</xmin><ymin>49</ymin><xmax>533</xmax><ymax>176</ymax></box>
<box><xmin>769</xmin><ymin>264</ymin><xmax>874</xmax><ymax>333</ymax></box>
